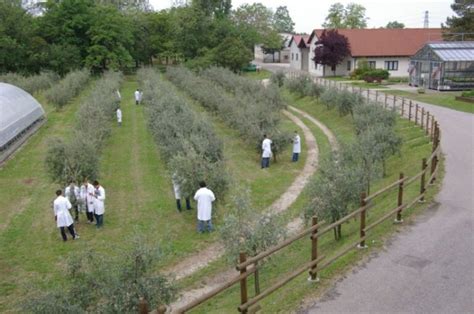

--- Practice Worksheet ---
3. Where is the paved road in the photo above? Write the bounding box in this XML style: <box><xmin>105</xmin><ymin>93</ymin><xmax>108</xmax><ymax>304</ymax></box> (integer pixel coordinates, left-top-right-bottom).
<box><xmin>260</xmin><ymin>62</ymin><xmax>474</xmax><ymax>312</ymax></box>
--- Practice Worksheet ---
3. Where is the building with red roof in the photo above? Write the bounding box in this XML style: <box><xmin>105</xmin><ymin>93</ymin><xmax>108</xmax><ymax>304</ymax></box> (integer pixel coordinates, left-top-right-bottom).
<box><xmin>290</xmin><ymin>28</ymin><xmax>443</xmax><ymax>77</ymax></box>
<box><xmin>288</xmin><ymin>35</ymin><xmax>310</xmax><ymax>71</ymax></box>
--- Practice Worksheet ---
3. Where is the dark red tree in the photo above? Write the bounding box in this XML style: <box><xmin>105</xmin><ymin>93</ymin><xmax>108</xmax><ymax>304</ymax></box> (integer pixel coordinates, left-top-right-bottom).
<box><xmin>312</xmin><ymin>29</ymin><xmax>351</xmax><ymax>76</ymax></box>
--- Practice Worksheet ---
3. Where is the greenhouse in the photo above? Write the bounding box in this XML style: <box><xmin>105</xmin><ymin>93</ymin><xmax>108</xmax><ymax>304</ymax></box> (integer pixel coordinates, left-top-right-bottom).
<box><xmin>409</xmin><ymin>42</ymin><xmax>474</xmax><ymax>90</ymax></box>
<box><xmin>0</xmin><ymin>82</ymin><xmax>45</xmax><ymax>160</ymax></box>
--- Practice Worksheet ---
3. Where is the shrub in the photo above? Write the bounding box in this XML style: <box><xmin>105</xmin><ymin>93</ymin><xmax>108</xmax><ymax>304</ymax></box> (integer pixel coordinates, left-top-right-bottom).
<box><xmin>23</xmin><ymin>237</ymin><xmax>176</xmax><ymax>313</ymax></box>
<box><xmin>363</xmin><ymin>69</ymin><xmax>389</xmax><ymax>83</ymax></box>
<box><xmin>461</xmin><ymin>89</ymin><xmax>474</xmax><ymax>97</ymax></box>
<box><xmin>0</xmin><ymin>71</ymin><xmax>59</xmax><ymax>94</ymax></box>
<box><xmin>220</xmin><ymin>187</ymin><xmax>286</xmax><ymax>262</ymax></box>
<box><xmin>270</xmin><ymin>71</ymin><xmax>286</xmax><ymax>87</ymax></box>
<box><xmin>44</xmin><ymin>69</ymin><xmax>90</xmax><ymax>109</ymax></box>
<box><xmin>319</xmin><ymin>87</ymin><xmax>338</xmax><ymax>110</ymax></box>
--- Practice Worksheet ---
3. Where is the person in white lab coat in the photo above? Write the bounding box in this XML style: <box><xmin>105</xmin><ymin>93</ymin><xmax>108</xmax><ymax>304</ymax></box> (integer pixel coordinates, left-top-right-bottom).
<box><xmin>292</xmin><ymin>130</ymin><xmax>301</xmax><ymax>162</ymax></box>
<box><xmin>92</xmin><ymin>180</ymin><xmax>106</xmax><ymax>228</ymax></box>
<box><xmin>194</xmin><ymin>181</ymin><xmax>215</xmax><ymax>233</ymax></box>
<box><xmin>172</xmin><ymin>174</ymin><xmax>192</xmax><ymax>212</ymax></box>
<box><xmin>53</xmin><ymin>190</ymin><xmax>78</xmax><ymax>241</ymax></box>
<box><xmin>134</xmin><ymin>89</ymin><xmax>141</xmax><ymax>105</ymax></box>
<box><xmin>116</xmin><ymin>107</ymin><xmax>122</xmax><ymax>126</ymax></box>
<box><xmin>261</xmin><ymin>134</ymin><xmax>272</xmax><ymax>169</ymax></box>
<box><xmin>65</xmin><ymin>180</ymin><xmax>81</xmax><ymax>221</ymax></box>
<box><xmin>81</xmin><ymin>178</ymin><xmax>95</xmax><ymax>223</ymax></box>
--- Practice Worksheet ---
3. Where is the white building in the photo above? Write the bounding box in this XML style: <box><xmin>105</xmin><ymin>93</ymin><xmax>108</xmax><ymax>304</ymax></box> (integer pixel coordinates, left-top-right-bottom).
<box><xmin>290</xmin><ymin>28</ymin><xmax>443</xmax><ymax>77</ymax></box>
<box><xmin>288</xmin><ymin>35</ymin><xmax>310</xmax><ymax>71</ymax></box>
<box><xmin>254</xmin><ymin>33</ymin><xmax>292</xmax><ymax>63</ymax></box>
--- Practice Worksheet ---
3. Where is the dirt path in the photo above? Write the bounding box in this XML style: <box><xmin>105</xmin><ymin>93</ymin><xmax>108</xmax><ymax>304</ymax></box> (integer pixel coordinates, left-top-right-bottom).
<box><xmin>168</xmin><ymin>108</ymin><xmax>339</xmax><ymax>312</ymax></box>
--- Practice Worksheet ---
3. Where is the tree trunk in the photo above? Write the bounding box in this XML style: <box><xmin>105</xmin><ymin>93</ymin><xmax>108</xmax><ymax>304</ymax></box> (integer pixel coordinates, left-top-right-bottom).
<box><xmin>337</xmin><ymin>224</ymin><xmax>342</xmax><ymax>239</ymax></box>
<box><xmin>382</xmin><ymin>159</ymin><xmax>387</xmax><ymax>177</ymax></box>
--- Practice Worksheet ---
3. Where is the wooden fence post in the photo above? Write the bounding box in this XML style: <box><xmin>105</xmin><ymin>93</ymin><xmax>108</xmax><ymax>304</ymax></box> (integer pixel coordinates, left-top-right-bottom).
<box><xmin>430</xmin><ymin>123</ymin><xmax>439</xmax><ymax>184</ymax></box>
<box><xmin>401</xmin><ymin>98</ymin><xmax>405</xmax><ymax>116</ymax></box>
<box><xmin>415</xmin><ymin>104</ymin><xmax>419</xmax><ymax>125</ymax></box>
<box><xmin>395</xmin><ymin>172</ymin><xmax>404</xmax><ymax>223</ymax></box>
<box><xmin>420</xmin><ymin>158</ymin><xmax>427</xmax><ymax>202</ymax></box>
<box><xmin>375</xmin><ymin>90</ymin><xmax>378</xmax><ymax>102</ymax></box>
<box><xmin>408</xmin><ymin>101</ymin><xmax>412</xmax><ymax>121</ymax></box>
<box><xmin>360</xmin><ymin>87</ymin><xmax>363</xmax><ymax>96</ymax></box>
<box><xmin>421</xmin><ymin>108</ymin><xmax>425</xmax><ymax>129</ymax></box>
<box><xmin>426</xmin><ymin>112</ymin><xmax>430</xmax><ymax>135</ymax></box>
<box><xmin>139</xmin><ymin>297</ymin><xmax>149</xmax><ymax>314</ymax></box>
<box><xmin>430</xmin><ymin>116</ymin><xmax>435</xmax><ymax>140</ymax></box>
<box><xmin>309</xmin><ymin>216</ymin><xmax>319</xmax><ymax>282</ymax></box>
<box><xmin>239</xmin><ymin>252</ymin><xmax>248</xmax><ymax>314</ymax></box>
<box><xmin>358</xmin><ymin>192</ymin><xmax>368</xmax><ymax>249</ymax></box>
<box><xmin>393</xmin><ymin>95</ymin><xmax>397</xmax><ymax>109</ymax></box>
<box><xmin>157</xmin><ymin>305</ymin><xmax>167</xmax><ymax>314</ymax></box>
<box><xmin>384</xmin><ymin>94</ymin><xmax>388</xmax><ymax>108</ymax></box>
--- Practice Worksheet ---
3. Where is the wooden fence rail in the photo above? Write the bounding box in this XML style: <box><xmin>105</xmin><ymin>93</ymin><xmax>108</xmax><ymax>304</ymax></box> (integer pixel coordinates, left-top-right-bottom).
<box><xmin>149</xmin><ymin>76</ymin><xmax>443</xmax><ymax>314</ymax></box>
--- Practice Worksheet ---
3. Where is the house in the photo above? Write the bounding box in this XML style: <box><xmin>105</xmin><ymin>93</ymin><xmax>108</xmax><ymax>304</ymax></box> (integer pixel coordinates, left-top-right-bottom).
<box><xmin>409</xmin><ymin>41</ymin><xmax>474</xmax><ymax>90</ymax></box>
<box><xmin>254</xmin><ymin>33</ymin><xmax>292</xmax><ymax>63</ymax></box>
<box><xmin>295</xmin><ymin>28</ymin><xmax>443</xmax><ymax>77</ymax></box>
<box><xmin>288</xmin><ymin>35</ymin><xmax>310</xmax><ymax>71</ymax></box>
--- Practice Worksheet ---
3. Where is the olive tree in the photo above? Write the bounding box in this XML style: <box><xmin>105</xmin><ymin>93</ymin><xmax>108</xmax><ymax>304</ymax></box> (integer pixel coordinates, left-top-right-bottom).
<box><xmin>220</xmin><ymin>187</ymin><xmax>286</xmax><ymax>262</ymax></box>
<box><xmin>23</xmin><ymin>237</ymin><xmax>177</xmax><ymax>313</ymax></box>
<box><xmin>305</xmin><ymin>152</ymin><xmax>364</xmax><ymax>240</ymax></box>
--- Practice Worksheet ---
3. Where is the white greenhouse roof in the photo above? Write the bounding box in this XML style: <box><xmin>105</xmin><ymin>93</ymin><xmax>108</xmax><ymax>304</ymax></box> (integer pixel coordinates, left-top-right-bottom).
<box><xmin>428</xmin><ymin>41</ymin><xmax>474</xmax><ymax>61</ymax></box>
<box><xmin>0</xmin><ymin>83</ymin><xmax>45</xmax><ymax>148</ymax></box>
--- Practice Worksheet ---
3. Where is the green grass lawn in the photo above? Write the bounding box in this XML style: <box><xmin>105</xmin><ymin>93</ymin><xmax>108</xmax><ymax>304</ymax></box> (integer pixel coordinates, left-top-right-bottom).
<box><xmin>242</xmin><ymin>69</ymin><xmax>272</xmax><ymax>80</ymax></box>
<box><xmin>176</xmin><ymin>90</ymin><xmax>442</xmax><ymax>313</ymax></box>
<box><xmin>383</xmin><ymin>89</ymin><xmax>474</xmax><ymax>114</ymax></box>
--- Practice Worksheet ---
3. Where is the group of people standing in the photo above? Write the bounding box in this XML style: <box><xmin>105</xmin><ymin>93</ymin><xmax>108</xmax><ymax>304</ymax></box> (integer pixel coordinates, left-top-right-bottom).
<box><xmin>261</xmin><ymin>130</ymin><xmax>301</xmax><ymax>168</ymax></box>
<box><xmin>53</xmin><ymin>179</ymin><xmax>106</xmax><ymax>241</ymax></box>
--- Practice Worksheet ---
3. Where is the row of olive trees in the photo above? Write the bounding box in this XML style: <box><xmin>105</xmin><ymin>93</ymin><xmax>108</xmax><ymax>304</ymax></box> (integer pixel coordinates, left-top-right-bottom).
<box><xmin>200</xmin><ymin>67</ymin><xmax>291</xmax><ymax>157</ymax></box>
<box><xmin>0</xmin><ymin>71</ymin><xmax>59</xmax><ymax>94</ymax></box>
<box><xmin>44</xmin><ymin>69</ymin><xmax>91</xmax><ymax>109</ymax></box>
<box><xmin>167</xmin><ymin>67</ymin><xmax>291</xmax><ymax>160</ymax></box>
<box><xmin>137</xmin><ymin>68</ymin><xmax>229</xmax><ymax>200</ymax></box>
<box><xmin>285</xmin><ymin>75</ymin><xmax>402</xmax><ymax>240</ymax></box>
<box><xmin>45</xmin><ymin>71</ymin><xmax>123</xmax><ymax>184</ymax></box>
<box><xmin>23</xmin><ymin>236</ymin><xmax>176</xmax><ymax>313</ymax></box>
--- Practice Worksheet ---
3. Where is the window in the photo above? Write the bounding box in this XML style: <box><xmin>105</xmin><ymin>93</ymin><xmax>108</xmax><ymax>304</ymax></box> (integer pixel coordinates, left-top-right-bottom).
<box><xmin>347</xmin><ymin>60</ymin><xmax>351</xmax><ymax>71</ymax></box>
<box><xmin>291</xmin><ymin>53</ymin><xmax>294</xmax><ymax>60</ymax></box>
<box><xmin>331</xmin><ymin>65</ymin><xmax>336</xmax><ymax>72</ymax></box>
<box><xmin>296</xmin><ymin>53</ymin><xmax>299</xmax><ymax>61</ymax></box>
<box><xmin>385</xmin><ymin>61</ymin><xmax>399</xmax><ymax>71</ymax></box>
<box><xmin>368</xmin><ymin>61</ymin><xmax>376</xmax><ymax>69</ymax></box>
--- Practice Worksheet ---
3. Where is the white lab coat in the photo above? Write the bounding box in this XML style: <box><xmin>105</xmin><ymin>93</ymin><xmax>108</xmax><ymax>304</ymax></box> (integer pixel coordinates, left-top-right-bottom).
<box><xmin>262</xmin><ymin>138</ymin><xmax>272</xmax><ymax>158</ymax></box>
<box><xmin>116</xmin><ymin>108</ymin><xmax>122</xmax><ymax>123</ymax></box>
<box><xmin>134</xmin><ymin>90</ymin><xmax>140</xmax><ymax>102</ymax></box>
<box><xmin>65</xmin><ymin>185</ymin><xmax>80</xmax><ymax>203</ymax></box>
<box><xmin>53</xmin><ymin>196</ymin><xmax>74</xmax><ymax>227</ymax></box>
<box><xmin>172</xmin><ymin>178</ymin><xmax>181</xmax><ymax>199</ymax></box>
<box><xmin>194</xmin><ymin>187</ymin><xmax>215</xmax><ymax>221</ymax></box>
<box><xmin>293</xmin><ymin>134</ymin><xmax>301</xmax><ymax>153</ymax></box>
<box><xmin>93</xmin><ymin>186</ymin><xmax>106</xmax><ymax>215</ymax></box>
<box><xmin>81</xmin><ymin>183</ymin><xmax>95</xmax><ymax>212</ymax></box>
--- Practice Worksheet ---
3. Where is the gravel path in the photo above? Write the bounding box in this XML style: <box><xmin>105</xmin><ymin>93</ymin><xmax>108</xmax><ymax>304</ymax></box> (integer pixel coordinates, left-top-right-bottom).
<box><xmin>168</xmin><ymin>108</ymin><xmax>339</xmax><ymax>312</ymax></box>
<box><xmin>302</xmin><ymin>97</ymin><xmax>474</xmax><ymax>313</ymax></box>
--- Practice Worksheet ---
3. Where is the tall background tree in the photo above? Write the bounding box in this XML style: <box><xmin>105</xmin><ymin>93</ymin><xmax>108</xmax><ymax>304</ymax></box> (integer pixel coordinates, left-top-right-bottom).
<box><xmin>386</xmin><ymin>21</ymin><xmax>405</xmax><ymax>29</ymax></box>
<box><xmin>323</xmin><ymin>2</ymin><xmax>368</xmax><ymax>29</ymax></box>
<box><xmin>312</xmin><ymin>29</ymin><xmax>351</xmax><ymax>76</ymax></box>
<box><xmin>443</xmin><ymin>0</ymin><xmax>474</xmax><ymax>40</ymax></box>
<box><xmin>273</xmin><ymin>5</ymin><xmax>295</xmax><ymax>33</ymax></box>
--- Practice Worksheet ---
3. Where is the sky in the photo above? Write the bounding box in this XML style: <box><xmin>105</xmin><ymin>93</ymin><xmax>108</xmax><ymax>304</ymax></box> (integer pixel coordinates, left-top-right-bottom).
<box><xmin>150</xmin><ymin>0</ymin><xmax>455</xmax><ymax>33</ymax></box>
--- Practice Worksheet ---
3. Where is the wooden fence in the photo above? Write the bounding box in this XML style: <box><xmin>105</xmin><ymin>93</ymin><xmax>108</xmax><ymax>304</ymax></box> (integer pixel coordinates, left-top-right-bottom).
<box><xmin>141</xmin><ymin>75</ymin><xmax>443</xmax><ymax>314</ymax></box>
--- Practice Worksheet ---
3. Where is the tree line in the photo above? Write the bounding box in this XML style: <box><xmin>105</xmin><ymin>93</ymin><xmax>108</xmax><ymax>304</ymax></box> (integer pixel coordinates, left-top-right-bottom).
<box><xmin>0</xmin><ymin>0</ymin><xmax>295</xmax><ymax>75</ymax></box>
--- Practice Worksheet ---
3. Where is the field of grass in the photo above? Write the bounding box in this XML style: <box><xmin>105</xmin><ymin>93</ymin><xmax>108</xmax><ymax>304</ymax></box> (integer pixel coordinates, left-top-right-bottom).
<box><xmin>174</xmin><ymin>90</ymin><xmax>442</xmax><ymax>313</ymax></box>
<box><xmin>0</xmin><ymin>75</ymin><xmax>307</xmax><ymax>311</ymax></box>
<box><xmin>242</xmin><ymin>69</ymin><xmax>272</xmax><ymax>80</ymax></box>
<box><xmin>383</xmin><ymin>89</ymin><xmax>474</xmax><ymax>114</ymax></box>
